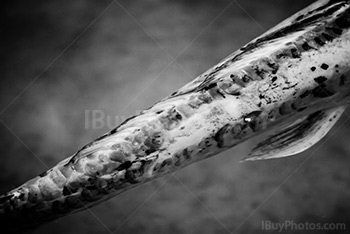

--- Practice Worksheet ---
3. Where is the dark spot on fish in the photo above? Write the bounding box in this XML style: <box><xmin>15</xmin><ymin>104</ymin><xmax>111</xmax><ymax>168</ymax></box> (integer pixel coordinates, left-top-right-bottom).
<box><xmin>216</xmin><ymin>90</ymin><xmax>226</xmax><ymax>98</ymax></box>
<box><xmin>335</xmin><ymin>17</ymin><xmax>350</xmax><ymax>29</ymax></box>
<box><xmin>310</xmin><ymin>67</ymin><xmax>316</xmax><ymax>72</ymax></box>
<box><xmin>116</xmin><ymin>161</ymin><xmax>132</xmax><ymax>171</ymax></box>
<box><xmin>110</xmin><ymin>128</ymin><xmax>118</xmax><ymax>135</ymax></box>
<box><xmin>271</xmin><ymin>76</ymin><xmax>277</xmax><ymax>83</ymax></box>
<box><xmin>160</xmin><ymin>108</ymin><xmax>184</xmax><ymax>128</ymax></box>
<box><xmin>39</xmin><ymin>171</ymin><xmax>48</xmax><ymax>177</ymax></box>
<box><xmin>291</xmin><ymin>103</ymin><xmax>297</xmax><ymax>110</ymax></box>
<box><xmin>230</xmin><ymin>91</ymin><xmax>241</xmax><ymax>96</ymax></box>
<box><xmin>282</xmin><ymin>83</ymin><xmax>297</xmax><ymax>90</ymax></box>
<box><xmin>242</xmin><ymin>75</ymin><xmax>251</xmax><ymax>83</ymax></box>
<box><xmin>17</xmin><ymin>193</ymin><xmax>25</xmax><ymax>201</ymax></box>
<box><xmin>204</xmin><ymin>138</ymin><xmax>212</xmax><ymax>148</ymax></box>
<box><xmin>320</xmin><ymin>63</ymin><xmax>329</xmax><ymax>70</ymax></box>
<box><xmin>202</xmin><ymin>83</ymin><xmax>217</xmax><ymax>91</ymax></box>
<box><xmin>295</xmin><ymin>14</ymin><xmax>304</xmax><ymax>21</ymax></box>
<box><xmin>254</xmin><ymin>66</ymin><xmax>265</xmax><ymax>78</ymax></box>
<box><xmin>290</xmin><ymin>48</ymin><xmax>300</xmax><ymax>58</ymax></box>
<box><xmin>297</xmin><ymin>107</ymin><xmax>307</xmax><ymax>112</ymax></box>
<box><xmin>267</xmin><ymin>61</ymin><xmax>276</xmax><ymax>68</ymax></box>
<box><xmin>63</xmin><ymin>186</ymin><xmax>71</xmax><ymax>196</ymax></box>
<box><xmin>156</xmin><ymin>110</ymin><xmax>163</xmax><ymax>114</ymax></box>
<box><xmin>171</xmin><ymin>91</ymin><xmax>178</xmax><ymax>96</ymax></box>
<box><xmin>153</xmin><ymin>163</ymin><xmax>161</xmax><ymax>172</ymax></box>
<box><xmin>302</xmin><ymin>42</ymin><xmax>313</xmax><ymax>51</ymax></box>
<box><xmin>314</xmin><ymin>37</ymin><xmax>325</xmax><ymax>46</ymax></box>
<box><xmin>314</xmin><ymin>76</ymin><xmax>327</xmax><ymax>84</ymax></box>
<box><xmin>268</xmin><ymin>110</ymin><xmax>277</xmax><ymax>120</ymax></box>
<box><xmin>267</xmin><ymin>62</ymin><xmax>279</xmax><ymax>74</ymax></box>
<box><xmin>229</xmin><ymin>74</ymin><xmax>246</xmax><ymax>87</ymax></box>
<box><xmin>175</xmin><ymin>113</ymin><xmax>182</xmax><ymax>120</ymax></box>
<box><xmin>149</xmin><ymin>133</ymin><xmax>163</xmax><ymax>148</ymax></box>
<box><xmin>240</xmin><ymin>125</ymin><xmax>252</xmax><ymax>135</ymax></box>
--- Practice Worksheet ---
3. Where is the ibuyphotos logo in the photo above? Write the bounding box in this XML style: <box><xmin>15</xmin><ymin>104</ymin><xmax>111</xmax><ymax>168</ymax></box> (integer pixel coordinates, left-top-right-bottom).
<box><xmin>262</xmin><ymin>220</ymin><xmax>346</xmax><ymax>232</ymax></box>
<box><xmin>84</xmin><ymin>110</ymin><xmax>142</xmax><ymax>129</ymax></box>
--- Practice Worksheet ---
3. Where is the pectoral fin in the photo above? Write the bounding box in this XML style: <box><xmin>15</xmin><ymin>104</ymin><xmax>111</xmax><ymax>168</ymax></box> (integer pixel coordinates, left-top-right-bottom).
<box><xmin>242</xmin><ymin>106</ymin><xmax>347</xmax><ymax>161</ymax></box>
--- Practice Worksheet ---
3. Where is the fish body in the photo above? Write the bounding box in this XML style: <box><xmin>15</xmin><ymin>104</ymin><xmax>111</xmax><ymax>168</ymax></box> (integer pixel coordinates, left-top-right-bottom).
<box><xmin>1</xmin><ymin>0</ymin><xmax>350</xmax><ymax>232</ymax></box>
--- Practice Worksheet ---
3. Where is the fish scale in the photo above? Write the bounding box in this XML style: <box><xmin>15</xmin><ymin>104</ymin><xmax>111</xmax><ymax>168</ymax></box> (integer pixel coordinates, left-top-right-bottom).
<box><xmin>1</xmin><ymin>0</ymin><xmax>350</xmax><ymax>233</ymax></box>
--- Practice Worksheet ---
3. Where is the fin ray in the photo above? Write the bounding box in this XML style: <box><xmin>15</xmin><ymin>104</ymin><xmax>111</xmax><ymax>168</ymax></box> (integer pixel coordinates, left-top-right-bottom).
<box><xmin>243</xmin><ymin>106</ymin><xmax>347</xmax><ymax>161</ymax></box>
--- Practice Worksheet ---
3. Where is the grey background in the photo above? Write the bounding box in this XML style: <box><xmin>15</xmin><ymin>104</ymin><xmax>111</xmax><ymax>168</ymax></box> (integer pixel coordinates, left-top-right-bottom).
<box><xmin>1</xmin><ymin>0</ymin><xmax>350</xmax><ymax>233</ymax></box>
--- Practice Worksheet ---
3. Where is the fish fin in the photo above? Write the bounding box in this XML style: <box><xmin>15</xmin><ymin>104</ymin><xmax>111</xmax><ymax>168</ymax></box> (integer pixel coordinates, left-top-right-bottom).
<box><xmin>242</xmin><ymin>106</ymin><xmax>347</xmax><ymax>161</ymax></box>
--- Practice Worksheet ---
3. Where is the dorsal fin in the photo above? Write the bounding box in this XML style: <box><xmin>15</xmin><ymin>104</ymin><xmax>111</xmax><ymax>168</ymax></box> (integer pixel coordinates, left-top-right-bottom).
<box><xmin>242</xmin><ymin>106</ymin><xmax>347</xmax><ymax>161</ymax></box>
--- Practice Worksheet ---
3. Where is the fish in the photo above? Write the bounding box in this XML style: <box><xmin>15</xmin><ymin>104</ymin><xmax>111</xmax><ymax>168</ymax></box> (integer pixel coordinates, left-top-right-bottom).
<box><xmin>1</xmin><ymin>0</ymin><xmax>350</xmax><ymax>233</ymax></box>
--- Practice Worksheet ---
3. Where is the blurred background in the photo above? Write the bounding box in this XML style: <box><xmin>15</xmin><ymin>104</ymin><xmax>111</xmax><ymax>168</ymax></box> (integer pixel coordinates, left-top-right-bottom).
<box><xmin>1</xmin><ymin>0</ymin><xmax>350</xmax><ymax>233</ymax></box>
